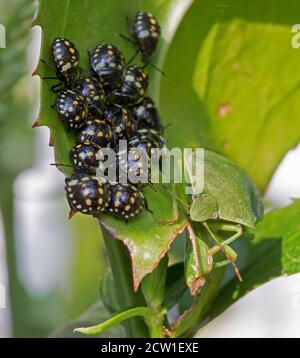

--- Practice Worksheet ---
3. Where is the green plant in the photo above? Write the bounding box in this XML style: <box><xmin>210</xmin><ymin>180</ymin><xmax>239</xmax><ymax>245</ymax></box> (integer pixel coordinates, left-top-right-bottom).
<box><xmin>34</xmin><ymin>0</ymin><xmax>300</xmax><ymax>338</ymax></box>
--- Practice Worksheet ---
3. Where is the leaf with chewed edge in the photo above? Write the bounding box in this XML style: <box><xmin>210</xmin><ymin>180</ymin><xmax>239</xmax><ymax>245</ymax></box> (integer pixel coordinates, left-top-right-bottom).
<box><xmin>100</xmin><ymin>185</ymin><xmax>187</xmax><ymax>291</ymax></box>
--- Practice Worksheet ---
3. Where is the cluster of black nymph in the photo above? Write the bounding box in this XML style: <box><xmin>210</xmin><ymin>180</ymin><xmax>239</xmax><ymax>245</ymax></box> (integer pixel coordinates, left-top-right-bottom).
<box><xmin>46</xmin><ymin>11</ymin><xmax>166</xmax><ymax>221</ymax></box>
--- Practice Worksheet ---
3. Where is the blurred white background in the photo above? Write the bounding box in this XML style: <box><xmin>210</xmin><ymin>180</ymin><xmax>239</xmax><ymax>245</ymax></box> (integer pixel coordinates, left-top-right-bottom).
<box><xmin>1</xmin><ymin>16</ymin><xmax>300</xmax><ymax>338</ymax></box>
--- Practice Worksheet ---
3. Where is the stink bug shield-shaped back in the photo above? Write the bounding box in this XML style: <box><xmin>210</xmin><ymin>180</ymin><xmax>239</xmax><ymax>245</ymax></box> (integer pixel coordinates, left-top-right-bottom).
<box><xmin>188</xmin><ymin>150</ymin><xmax>264</xmax><ymax>227</ymax></box>
<box><xmin>183</xmin><ymin>150</ymin><xmax>264</xmax><ymax>295</ymax></box>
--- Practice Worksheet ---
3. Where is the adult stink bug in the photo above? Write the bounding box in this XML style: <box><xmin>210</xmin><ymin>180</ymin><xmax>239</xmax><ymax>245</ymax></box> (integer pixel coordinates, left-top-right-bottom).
<box><xmin>167</xmin><ymin>150</ymin><xmax>264</xmax><ymax>294</ymax></box>
<box><xmin>187</xmin><ymin>150</ymin><xmax>264</xmax><ymax>227</ymax></box>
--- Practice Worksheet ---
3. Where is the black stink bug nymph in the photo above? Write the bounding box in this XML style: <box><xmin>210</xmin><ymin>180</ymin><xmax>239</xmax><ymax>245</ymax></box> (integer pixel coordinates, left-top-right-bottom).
<box><xmin>104</xmin><ymin>105</ymin><xmax>136</xmax><ymax>141</ymax></box>
<box><xmin>78</xmin><ymin>118</ymin><xmax>112</xmax><ymax>148</ymax></box>
<box><xmin>69</xmin><ymin>141</ymin><xmax>100</xmax><ymax>174</ymax></box>
<box><xmin>75</xmin><ymin>77</ymin><xmax>105</xmax><ymax>116</ymax></box>
<box><xmin>129</xmin><ymin>128</ymin><xmax>166</xmax><ymax>155</ymax></box>
<box><xmin>51</xmin><ymin>38</ymin><xmax>80</xmax><ymax>84</ymax></box>
<box><xmin>115</xmin><ymin>66</ymin><xmax>149</xmax><ymax>106</ymax></box>
<box><xmin>65</xmin><ymin>173</ymin><xmax>110</xmax><ymax>217</ymax></box>
<box><xmin>107</xmin><ymin>183</ymin><xmax>144</xmax><ymax>220</ymax></box>
<box><xmin>55</xmin><ymin>89</ymin><xmax>88</xmax><ymax>129</ymax></box>
<box><xmin>132</xmin><ymin>97</ymin><xmax>163</xmax><ymax>133</ymax></box>
<box><xmin>132</xmin><ymin>11</ymin><xmax>161</xmax><ymax>63</ymax></box>
<box><xmin>90</xmin><ymin>44</ymin><xmax>125</xmax><ymax>93</ymax></box>
<box><xmin>118</xmin><ymin>146</ymin><xmax>151</xmax><ymax>184</ymax></box>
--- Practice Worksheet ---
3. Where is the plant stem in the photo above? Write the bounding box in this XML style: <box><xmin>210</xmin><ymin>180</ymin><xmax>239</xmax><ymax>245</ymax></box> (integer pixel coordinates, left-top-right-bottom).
<box><xmin>141</xmin><ymin>255</ymin><xmax>169</xmax><ymax>338</ymax></box>
<box><xmin>144</xmin><ymin>311</ymin><xmax>166</xmax><ymax>338</ymax></box>
<box><xmin>101</xmin><ymin>227</ymin><xmax>148</xmax><ymax>338</ymax></box>
<box><xmin>75</xmin><ymin>306</ymin><xmax>153</xmax><ymax>336</ymax></box>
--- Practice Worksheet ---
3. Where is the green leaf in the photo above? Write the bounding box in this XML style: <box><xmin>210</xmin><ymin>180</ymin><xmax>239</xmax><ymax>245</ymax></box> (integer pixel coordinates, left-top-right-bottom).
<box><xmin>100</xmin><ymin>269</ymin><xmax>121</xmax><ymax>314</ymax></box>
<box><xmin>35</xmin><ymin>0</ymin><xmax>191</xmax><ymax>290</ymax></box>
<box><xmin>142</xmin><ymin>255</ymin><xmax>168</xmax><ymax>310</ymax></box>
<box><xmin>163</xmin><ymin>262</ymin><xmax>187</xmax><ymax>310</ymax></box>
<box><xmin>35</xmin><ymin>0</ymin><xmax>192</xmax><ymax>169</ymax></box>
<box><xmin>203</xmin><ymin>199</ymin><xmax>300</xmax><ymax>324</ymax></box>
<box><xmin>160</xmin><ymin>0</ymin><xmax>300</xmax><ymax>192</ymax></box>
<box><xmin>101</xmin><ymin>185</ymin><xmax>187</xmax><ymax>290</ymax></box>
<box><xmin>170</xmin><ymin>268</ymin><xmax>225</xmax><ymax>337</ymax></box>
<box><xmin>101</xmin><ymin>229</ymin><xmax>148</xmax><ymax>337</ymax></box>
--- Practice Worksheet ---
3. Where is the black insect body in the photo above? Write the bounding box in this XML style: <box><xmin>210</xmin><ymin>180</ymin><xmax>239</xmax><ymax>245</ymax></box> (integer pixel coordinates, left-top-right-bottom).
<box><xmin>90</xmin><ymin>44</ymin><xmax>125</xmax><ymax>93</ymax></box>
<box><xmin>107</xmin><ymin>183</ymin><xmax>144</xmax><ymax>220</ymax></box>
<box><xmin>79</xmin><ymin>118</ymin><xmax>112</xmax><ymax>148</ymax></box>
<box><xmin>50</xmin><ymin>18</ymin><xmax>165</xmax><ymax>222</ymax></box>
<box><xmin>129</xmin><ymin>128</ymin><xmax>166</xmax><ymax>156</ymax></box>
<box><xmin>70</xmin><ymin>141</ymin><xmax>100</xmax><ymax>174</ymax></box>
<box><xmin>132</xmin><ymin>11</ymin><xmax>161</xmax><ymax>63</ymax></box>
<box><xmin>104</xmin><ymin>105</ymin><xmax>136</xmax><ymax>141</ymax></box>
<box><xmin>124</xmin><ymin>129</ymin><xmax>166</xmax><ymax>183</ymax></box>
<box><xmin>116</xmin><ymin>129</ymin><xmax>162</xmax><ymax>185</ymax></box>
<box><xmin>115</xmin><ymin>66</ymin><xmax>149</xmax><ymax>106</ymax></box>
<box><xmin>132</xmin><ymin>97</ymin><xmax>163</xmax><ymax>133</ymax></box>
<box><xmin>65</xmin><ymin>173</ymin><xmax>110</xmax><ymax>217</ymax></box>
<box><xmin>118</xmin><ymin>146</ymin><xmax>151</xmax><ymax>184</ymax></box>
<box><xmin>51</xmin><ymin>38</ymin><xmax>80</xmax><ymax>85</ymax></box>
<box><xmin>75</xmin><ymin>77</ymin><xmax>105</xmax><ymax>116</ymax></box>
<box><xmin>142</xmin><ymin>128</ymin><xmax>166</xmax><ymax>152</ymax></box>
<box><xmin>55</xmin><ymin>90</ymin><xmax>88</xmax><ymax>129</ymax></box>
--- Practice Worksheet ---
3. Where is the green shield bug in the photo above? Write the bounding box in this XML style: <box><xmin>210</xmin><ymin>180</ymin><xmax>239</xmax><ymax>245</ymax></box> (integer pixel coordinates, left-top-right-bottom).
<box><xmin>188</xmin><ymin>150</ymin><xmax>264</xmax><ymax>227</ymax></box>
<box><xmin>167</xmin><ymin>150</ymin><xmax>264</xmax><ymax>295</ymax></box>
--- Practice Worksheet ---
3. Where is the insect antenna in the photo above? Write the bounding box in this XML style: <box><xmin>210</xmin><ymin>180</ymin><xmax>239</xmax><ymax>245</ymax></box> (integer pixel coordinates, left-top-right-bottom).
<box><xmin>119</xmin><ymin>33</ymin><xmax>136</xmax><ymax>46</ymax></box>
<box><xmin>143</xmin><ymin>62</ymin><xmax>166</xmax><ymax>76</ymax></box>
<box><xmin>127</xmin><ymin>49</ymin><xmax>140</xmax><ymax>66</ymax></box>
<box><xmin>144</xmin><ymin>197</ymin><xmax>153</xmax><ymax>214</ymax></box>
<box><xmin>50</xmin><ymin>163</ymin><xmax>73</xmax><ymax>168</ymax></box>
<box><xmin>40</xmin><ymin>58</ymin><xmax>56</xmax><ymax>72</ymax></box>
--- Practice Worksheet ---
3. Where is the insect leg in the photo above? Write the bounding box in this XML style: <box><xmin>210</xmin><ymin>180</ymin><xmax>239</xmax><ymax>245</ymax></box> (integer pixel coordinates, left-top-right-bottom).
<box><xmin>208</xmin><ymin>223</ymin><xmax>243</xmax><ymax>250</ymax></box>
<box><xmin>203</xmin><ymin>222</ymin><xmax>243</xmax><ymax>281</ymax></box>
<box><xmin>41</xmin><ymin>76</ymin><xmax>58</xmax><ymax>80</ymax></box>
<box><xmin>40</xmin><ymin>59</ymin><xmax>56</xmax><ymax>72</ymax></box>
<box><xmin>50</xmin><ymin>82</ymin><xmax>64</xmax><ymax>92</ymax></box>
<box><xmin>143</xmin><ymin>61</ymin><xmax>167</xmax><ymax>76</ymax></box>
<box><xmin>144</xmin><ymin>197</ymin><xmax>153</xmax><ymax>214</ymax></box>
<box><xmin>127</xmin><ymin>49</ymin><xmax>140</xmax><ymax>66</ymax></box>
<box><xmin>119</xmin><ymin>33</ymin><xmax>136</xmax><ymax>46</ymax></box>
